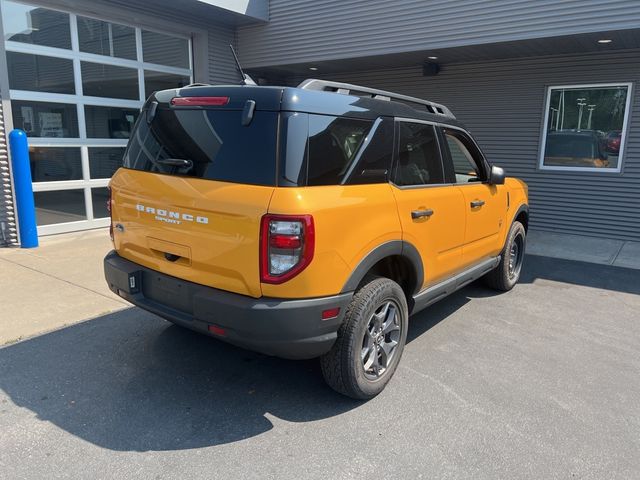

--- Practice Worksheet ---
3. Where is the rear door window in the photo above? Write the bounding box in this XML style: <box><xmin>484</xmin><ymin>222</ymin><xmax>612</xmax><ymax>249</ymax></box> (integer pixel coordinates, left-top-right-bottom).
<box><xmin>393</xmin><ymin>121</ymin><xmax>445</xmax><ymax>186</ymax></box>
<box><xmin>123</xmin><ymin>107</ymin><xmax>278</xmax><ymax>186</ymax></box>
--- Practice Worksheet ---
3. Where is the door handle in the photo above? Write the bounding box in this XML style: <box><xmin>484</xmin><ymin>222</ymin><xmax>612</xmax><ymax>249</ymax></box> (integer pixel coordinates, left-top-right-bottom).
<box><xmin>470</xmin><ymin>200</ymin><xmax>485</xmax><ymax>208</ymax></box>
<box><xmin>411</xmin><ymin>209</ymin><xmax>434</xmax><ymax>219</ymax></box>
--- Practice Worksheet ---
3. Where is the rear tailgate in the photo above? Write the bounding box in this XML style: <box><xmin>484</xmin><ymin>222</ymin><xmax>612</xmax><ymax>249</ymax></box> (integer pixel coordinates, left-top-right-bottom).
<box><xmin>110</xmin><ymin>88</ymin><xmax>280</xmax><ymax>298</ymax></box>
<box><xmin>111</xmin><ymin>170</ymin><xmax>273</xmax><ymax>298</ymax></box>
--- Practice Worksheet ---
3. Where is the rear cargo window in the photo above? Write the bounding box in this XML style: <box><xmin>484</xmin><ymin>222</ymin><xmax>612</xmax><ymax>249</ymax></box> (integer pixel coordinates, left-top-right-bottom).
<box><xmin>123</xmin><ymin>108</ymin><xmax>277</xmax><ymax>186</ymax></box>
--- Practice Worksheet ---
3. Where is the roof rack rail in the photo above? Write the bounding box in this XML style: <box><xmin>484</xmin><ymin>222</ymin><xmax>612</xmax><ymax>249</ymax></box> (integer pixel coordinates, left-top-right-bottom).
<box><xmin>183</xmin><ymin>83</ymin><xmax>210</xmax><ymax>88</ymax></box>
<box><xmin>297</xmin><ymin>78</ymin><xmax>455</xmax><ymax>119</ymax></box>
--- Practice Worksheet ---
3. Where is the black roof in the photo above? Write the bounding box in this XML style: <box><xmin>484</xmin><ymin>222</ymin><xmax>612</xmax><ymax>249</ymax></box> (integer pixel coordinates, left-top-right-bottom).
<box><xmin>153</xmin><ymin>84</ymin><xmax>466</xmax><ymax>129</ymax></box>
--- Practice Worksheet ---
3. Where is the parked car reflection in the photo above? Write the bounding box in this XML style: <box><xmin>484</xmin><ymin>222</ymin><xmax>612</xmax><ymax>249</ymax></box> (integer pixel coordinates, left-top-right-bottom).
<box><xmin>604</xmin><ymin>130</ymin><xmax>622</xmax><ymax>155</ymax></box>
<box><xmin>544</xmin><ymin>130</ymin><xmax>609</xmax><ymax>168</ymax></box>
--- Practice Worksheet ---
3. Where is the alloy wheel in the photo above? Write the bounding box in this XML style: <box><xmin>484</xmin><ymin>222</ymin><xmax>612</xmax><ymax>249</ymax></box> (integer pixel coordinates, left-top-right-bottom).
<box><xmin>361</xmin><ymin>300</ymin><xmax>402</xmax><ymax>380</ymax></box>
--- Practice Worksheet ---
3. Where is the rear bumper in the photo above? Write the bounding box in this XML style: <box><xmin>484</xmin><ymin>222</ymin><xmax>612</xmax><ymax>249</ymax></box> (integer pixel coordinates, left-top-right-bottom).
<box><xmin>104</xmin><ymin>251</ymin><xmax>351</xmax><ymax>359</ymax></box>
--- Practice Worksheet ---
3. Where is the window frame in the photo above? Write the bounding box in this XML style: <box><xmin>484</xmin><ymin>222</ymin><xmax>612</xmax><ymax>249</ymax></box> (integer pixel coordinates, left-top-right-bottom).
<box><xmin>538</xmin><ymin>82</ymin><xmax>633</xmax><ymax>174</ymax></box>
<box><xmin>390</xmin><ymin>117</ymin><xmax>448</xmax><ymax>189</ymax></box>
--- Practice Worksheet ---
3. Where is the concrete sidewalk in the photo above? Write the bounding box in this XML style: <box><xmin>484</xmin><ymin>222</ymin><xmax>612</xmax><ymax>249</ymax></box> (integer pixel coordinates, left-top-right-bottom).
<box><xmin>0</xmin><ymin>229</ymin><xmax>127</xmax><ymax>344</ymax></box>
<box><xmin>526</xmin><ymin>230</ymin><xmax>640</xmax><ymax>269</ymax></box>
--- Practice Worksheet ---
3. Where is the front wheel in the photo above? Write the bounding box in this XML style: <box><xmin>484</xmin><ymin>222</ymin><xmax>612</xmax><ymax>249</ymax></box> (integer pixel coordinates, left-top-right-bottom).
<box><xmin>484</xmin><ymin>220</ymin><xmax>526</xmax><ymax>291</ymax></box>
<box><xmin>320</xmin><ymin>277</ymin><xmax>408</xmax><ymax>400</ymax></box>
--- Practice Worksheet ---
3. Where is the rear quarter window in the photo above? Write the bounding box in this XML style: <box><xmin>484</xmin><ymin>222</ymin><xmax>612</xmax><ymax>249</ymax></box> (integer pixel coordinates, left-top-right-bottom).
<box><xmin>279</xmin><ymin>113</ymin><xmax>393</xmax><ymax>186</ymax></box>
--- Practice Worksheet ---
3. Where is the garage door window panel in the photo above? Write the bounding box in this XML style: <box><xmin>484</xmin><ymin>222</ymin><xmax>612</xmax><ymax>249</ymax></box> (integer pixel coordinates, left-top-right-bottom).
<box><xmin>11</xmin><ymin>100</ymin><xmax>79</xmax><ymax>138</ymax></box>
<box><xmin>1</xmin><ymin>0</ymin><xmax>193</xmax><ymax>231</ymax></box>
<box><xmin>3</xmin><ymin>1</ymin><xmax>71</xmax><ymax>49</ymax></box>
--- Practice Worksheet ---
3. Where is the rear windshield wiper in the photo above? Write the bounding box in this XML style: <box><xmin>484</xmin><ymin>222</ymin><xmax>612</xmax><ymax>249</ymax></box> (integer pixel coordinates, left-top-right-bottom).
<box><xmin>155</xmin><ymin>158</ymin><xmax>193</xmax><ymax>170</ymax></box>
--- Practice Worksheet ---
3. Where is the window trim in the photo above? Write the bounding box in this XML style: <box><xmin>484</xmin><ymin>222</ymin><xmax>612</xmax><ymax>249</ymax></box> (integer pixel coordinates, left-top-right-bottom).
<box><xmin>538</xmin><ymin>82</ymin><xmax>633</xmax><ymax>174</ymax></box>
<box><xmin>390</xmin><ymin>117</ymin><xmax>448</xmax><ymax>189</ymax></box>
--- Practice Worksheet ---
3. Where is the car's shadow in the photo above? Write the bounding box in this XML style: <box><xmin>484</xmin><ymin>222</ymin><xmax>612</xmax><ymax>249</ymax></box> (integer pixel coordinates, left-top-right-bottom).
<box><xmin>1</xmin><ymin>254</ymin><xmax>636</xmax><ymax>451</ymax></box>
<box><xmin>0</xmin><ymin>291</ymin><xmax>473</xmax><ymax>452</ymax></box>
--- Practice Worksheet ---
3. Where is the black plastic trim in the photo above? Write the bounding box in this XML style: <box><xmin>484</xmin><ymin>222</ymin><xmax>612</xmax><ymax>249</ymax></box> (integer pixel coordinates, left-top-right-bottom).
<box><xmin>514</xmin><ymin>204</ymin><xmax>529</xmax><ymax>220</ymax></box>
<box><xmin>341</xmin><ymin>240</ymin><xmax>424</xmax><ymax>295</ymax></box>
<box><xmin>411</xmin><ymin>256</ymin><xmax>500</xmax><ymax>315</ymax></box>
<box><xmin>104</xmin><ymin>251</ymin><xmax>352</xmax><ymax>360</ymax></box>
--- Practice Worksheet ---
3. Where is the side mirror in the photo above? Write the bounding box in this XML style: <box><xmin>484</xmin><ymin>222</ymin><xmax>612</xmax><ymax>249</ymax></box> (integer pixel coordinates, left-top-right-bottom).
<box><xmin>489</xmin><ymin>165</ymin><xmax>505</xmax><ymax>185</ymax></box>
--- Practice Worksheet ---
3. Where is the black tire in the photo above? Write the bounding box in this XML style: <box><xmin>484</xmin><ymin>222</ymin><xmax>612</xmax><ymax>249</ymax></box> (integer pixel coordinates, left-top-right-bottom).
<box><xmin>320</xmin><ymin>277</ymin><xmax>408</xmax><ymax>400</ymax></box>
<box><xmin>484</xmin><ymin>220</ymin><xmax>526</xmax><ymax>291</ymax></box>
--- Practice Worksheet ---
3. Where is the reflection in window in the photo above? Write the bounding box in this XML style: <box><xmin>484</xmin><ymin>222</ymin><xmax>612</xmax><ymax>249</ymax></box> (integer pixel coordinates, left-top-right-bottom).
<box><xmin>29</xmin><ymin>147</ymin><xmax>82</xmax><ymax>182</ymax></box>
<box><xmin>81</xmin><ymin>61</ymin><xmax>139</xmax><ymax>99</ymax></box>
<box><xmin>142</xmin><ymin>29</ymin><xmax>190</xmax><ymax>68</ymax></box>
<box><xmin>445</xmin><ymin>134</ymin><xmax>480</xmax><ymax>183</ymax></box>
<box><xmin>88</xmin><ymin>147</ymin><xmax>125</xmax><ymax>179</ymax></box>
<box><xmin>12</xmin><ymin>100</ymin><xmax>79</xmax><ymax>138</ymax></box>
<box><xmin>34</xmin><ymin>190</ymin><xmax>86</xmax><ymax>225</ymax></box>
<box><xmin>144</xmin><ymin>70</ymin><xmax>190</xmax><ymax>97</ymax></box>
<box><xmin>2</xmin><ymin>1</ymin><xmax>71</xmax><ymax>49</ymax></box>
<box><xmin>7</xmin><ymin>52</ymin><xmax>75</xmax><ymax>94</ymax></box>
<box><xmin>77</xmin><ymin>16</ymin><xmax>136</xmax><ymax>59</ymax></box>
<box><xmin>124</xmin><ymin>109</ymin><xmax>278</xmax><ymax>186</ymax></box>
<box><xmin>85</xmin><ymin>106</ymin><xmax>139</xmax><ymax>139</ymax></box>
<box><xmin>91</xmin><ymin>187</ymin><xmax>110</xmax><ymax>218</ymax></box>
<box><xmin>542</xmin><ymin>85</ymin><xmax>629</xmax><ymax>170</ymax></box>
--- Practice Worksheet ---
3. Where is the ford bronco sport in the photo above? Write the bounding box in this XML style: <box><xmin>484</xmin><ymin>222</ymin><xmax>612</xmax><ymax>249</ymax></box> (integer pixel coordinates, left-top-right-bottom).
<box><xmin>104</xmin><ymin>79</ymin><xmax>529</xmax><ymax>399</ymax></box>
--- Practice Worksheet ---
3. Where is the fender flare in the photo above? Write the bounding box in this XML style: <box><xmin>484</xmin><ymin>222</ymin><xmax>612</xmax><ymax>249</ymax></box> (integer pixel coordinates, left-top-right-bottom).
<box><xmin>512</xmin><ymin>204</ymin><xmax>529</xmax><ymax>229</ymax></box>
<box><xmin>341</xmin><ymin>240</ymin><xmax>424</xmax><ymax>295</ymax></box>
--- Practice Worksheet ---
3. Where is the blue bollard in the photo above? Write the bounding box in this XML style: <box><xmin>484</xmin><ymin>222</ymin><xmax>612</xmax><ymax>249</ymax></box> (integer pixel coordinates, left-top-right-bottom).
<box><xmin>8</xmin><ymin>129</ymin><xmax>38</xmax><ymax>248</ymax></box>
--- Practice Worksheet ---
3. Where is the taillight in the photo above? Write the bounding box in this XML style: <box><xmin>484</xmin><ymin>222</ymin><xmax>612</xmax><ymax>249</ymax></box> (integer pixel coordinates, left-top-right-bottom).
<box><xmin>107</xmin><ymin>186</ymin><xmax>113</xmax><ymax>242</ymax></box>
<box><xmin>260</xmin><ymin>214</ymin><xmax>314</xmax><ymax>284</ymax></box>
<box><xmin>170</xmin><ymin>96</ymin><xmax>229</xmax><ymax>106</ymax></box>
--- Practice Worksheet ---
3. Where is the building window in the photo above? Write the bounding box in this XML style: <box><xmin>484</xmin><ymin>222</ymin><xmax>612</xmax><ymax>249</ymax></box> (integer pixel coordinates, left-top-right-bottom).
<box><xmin>1</xmin><ymin>0</ymin><xmax>193</xmax><ymax>231</ymax></box>
<box><xmin>539</xmin><ymin>84</ymin><xmax>632</xmax><ymax>172</ymax></box>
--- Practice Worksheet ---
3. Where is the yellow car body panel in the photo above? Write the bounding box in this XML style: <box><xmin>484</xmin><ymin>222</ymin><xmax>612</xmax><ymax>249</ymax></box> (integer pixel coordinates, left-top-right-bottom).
<box><xmin>110</xmin><ymin>170</ymin><xmax>529</xmax><ymax>301</ymax></box>
<box><xmin>457</xmin><ymin>183</ymin><xmax>508</xmax><ymax>265</ymax></box>
<box><xmin>262</xmin><ymin>184</ymin><xmax>402</xmax><ymax>299</ymax></box>
<box><xmin>390</xmin><ymin>184</ymin><xmax>467</xmax><ymax>288</ymax></box>
<box><xmin>110</xmin><ymin>169</ymin><xmax>274</xmax><ymax>298</ymax></box>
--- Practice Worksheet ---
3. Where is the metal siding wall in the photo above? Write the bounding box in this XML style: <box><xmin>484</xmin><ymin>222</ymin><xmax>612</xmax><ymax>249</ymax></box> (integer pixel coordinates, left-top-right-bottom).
<box><xmin>237</xmin><ymin>0</ymin><xmax>640</xmax><ymax>68</ymax></box>
<box><xmin>0</xmin><ymin>97</ymin><xmax>17</xmax><ymax>246</ymax></box>
<box><xmin>307</xmin><ymin>50</ymin><xmax>640</xmax><ymax>241</ymax></box>
<box><xmin>208</xmin><ymin>24</ymin><xmax>240</xmax><ymax>84</ymax></box>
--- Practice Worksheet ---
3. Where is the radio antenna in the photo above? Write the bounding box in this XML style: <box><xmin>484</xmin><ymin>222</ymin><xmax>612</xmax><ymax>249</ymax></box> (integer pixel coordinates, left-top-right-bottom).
<box><xmin>229</xmin><ymin>44</ymin><xmax>256</xmax><ymax>86</ymax></box>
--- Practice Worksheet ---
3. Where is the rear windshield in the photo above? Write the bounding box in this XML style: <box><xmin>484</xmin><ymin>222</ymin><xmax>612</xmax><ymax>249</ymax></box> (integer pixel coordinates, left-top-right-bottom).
<box><xmin>123</xmin><ymin>107</ymin><xmax>278</xmax><ymax>186</ymax></box>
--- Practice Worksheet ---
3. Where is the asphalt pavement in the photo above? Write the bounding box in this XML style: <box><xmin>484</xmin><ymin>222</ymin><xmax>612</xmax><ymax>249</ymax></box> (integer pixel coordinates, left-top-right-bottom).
<box><xmin>1</xmin><ymin>255</ymin><xmax>639</xmax><ymax>479</ymax></box>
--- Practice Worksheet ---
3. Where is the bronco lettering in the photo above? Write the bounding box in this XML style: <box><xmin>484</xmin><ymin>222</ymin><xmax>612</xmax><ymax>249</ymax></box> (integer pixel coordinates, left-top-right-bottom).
<box><xmin>135</xmin><ymin>204</ymin><xmax>209</xmax><ymax>224</ymax></box>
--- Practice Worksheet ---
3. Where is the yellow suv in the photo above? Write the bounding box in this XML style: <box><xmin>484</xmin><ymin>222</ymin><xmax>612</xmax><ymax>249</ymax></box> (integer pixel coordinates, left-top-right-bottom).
<box><xmin>104</xmin><ymin>79</ymin><xmax>529</xmax><ymax>399</ymax></box>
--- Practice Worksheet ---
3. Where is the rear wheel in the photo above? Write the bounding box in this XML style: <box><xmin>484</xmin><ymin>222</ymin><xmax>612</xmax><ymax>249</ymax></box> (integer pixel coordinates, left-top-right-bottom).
<box><xmin>484</xmin><ymin>220</ymin><xmax>526</xmax><ymax>291</ymax></box>
<box><xmin>320</xmin><ymin>277</ymin><xmax>408</xmax><ymax>400</ymax></box>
